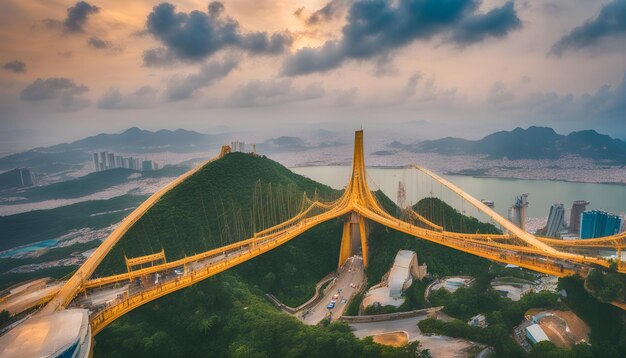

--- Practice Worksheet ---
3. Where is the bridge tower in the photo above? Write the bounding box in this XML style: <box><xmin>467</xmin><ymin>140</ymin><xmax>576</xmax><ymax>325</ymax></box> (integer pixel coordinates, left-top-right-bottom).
<box><xmin>338</xmin><ymin>130</ymin><xmax>371</xmax><ymax>268</ymax></box>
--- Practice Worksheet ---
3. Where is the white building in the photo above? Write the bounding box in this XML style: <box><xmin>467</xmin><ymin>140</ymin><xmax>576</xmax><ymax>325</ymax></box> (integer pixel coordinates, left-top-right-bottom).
<box><xmin>362</xmin><ymin>250</ymin><xmax>427</xmax><ymax>308</ymax></box>
<box><xmin>525</xmin><ymin>323</ymin><xmax>550</xmax><ymax>345</ymax></box>
<box><xmin>0</xmin><ymin>309</ymin><xmax>92</xmax><ymax>357</ymax></box>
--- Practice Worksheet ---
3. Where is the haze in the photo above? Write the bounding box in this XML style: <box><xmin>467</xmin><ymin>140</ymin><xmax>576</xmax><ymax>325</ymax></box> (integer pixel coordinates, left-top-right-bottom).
<box><xmin>1</xmin><ymin>0</ymin><xmax>625</xmax><ymax>153</ymax></box>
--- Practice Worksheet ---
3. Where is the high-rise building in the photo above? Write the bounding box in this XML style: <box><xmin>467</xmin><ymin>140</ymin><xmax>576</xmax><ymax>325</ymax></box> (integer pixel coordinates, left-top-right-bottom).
<box><xmin>142</xmin><ymin>160</ymin><xmax>153</xmax><ymax>171</ymax></box>
<box><xmin>106</xmin><ymin>152</ymin><xmax>116</xmax><ymax>169</ymax></box>
<box><xmin>509</xmin><ymin>193</ymin><xmax>529</xmax><ymax>231</ymax></box>
<box><xmin>580</xmin><ymin>210</ymin><xmax>623</xmax><ymax>239</ymax></box>
<box><xmin>545</xmin><ymin>203</ymin><xmax>565</xmax><ymax>238</ymax></box>
<box><xmin>93</xmin><ymin>153</ymin><xmax>100</xmax><ymax>172</ymax></box>
<box><xmin>569</xmin><ymin>200</ymin><xmax>589</xmax><ymax>234</ymax></box>
<box><xmin>231</xmin><ymin>141</ymin><xmax>245</xmax><ymax>152</ymax></box>
<box><xmin>99</xmin><ymin>152</ymin><xmax>107</xmax><ymax>171</ymax></box>
<box><xmin>115</xmin><ymin>155</ymin><xmax>124</xmax><ymax>169</ymax></box>
<box><xmin>91</xmin><ymin>152</ymin><xmax>159</xmax><ymax>173</ymax></box>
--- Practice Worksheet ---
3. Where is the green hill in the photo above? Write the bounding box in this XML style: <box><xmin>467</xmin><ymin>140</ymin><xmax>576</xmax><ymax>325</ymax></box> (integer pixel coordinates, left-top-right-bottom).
<box><xmin>94</xmin><ymin>153</ymin><xmax>344</xmax><ymax>306</ymax></box>
<box><xmin>93</xmin><ymin>153</ymin><xmax>429</xmax><ymax>357</ymax></box>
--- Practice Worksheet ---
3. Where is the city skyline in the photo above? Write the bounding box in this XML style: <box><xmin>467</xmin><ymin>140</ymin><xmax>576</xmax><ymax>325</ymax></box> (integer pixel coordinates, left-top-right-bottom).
<box><xmin>1</xmin><ymin>0</ymin><xmax>626</xmax><ymax>152</ymax></box>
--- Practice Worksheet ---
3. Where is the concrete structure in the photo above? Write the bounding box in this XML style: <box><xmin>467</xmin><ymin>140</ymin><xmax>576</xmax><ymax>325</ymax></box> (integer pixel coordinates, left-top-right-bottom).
<box><xmin>106</xmin><ymin>152</ymin><xmax>115</xmax><ymax>169</ymax></box>
<box><xmin>509</xmin><ymin>193</ymin><xmax>529</xmax><ymax>231</ymax></box>
<box><xmin>525</xmin><ymin>323</ymin><xmax>550</xmax><ymax>345</ymax></box>
<box><xmin>363</xmin><ymin>250</ymin><xmax>427</xmax><ymax>308</ymax></box>
<box><xmin>92</xmin><ymin>152</ymin><xmax>100</xmax><ymax>172</ymax></box>
<box><xmin>98</xmin><ymin>152</ymin><xmax>106</xmax><ymax>171</ymax></box>
<box><xmin>115</xmin><ymin>155</ymin><xmax>124</xmax><ymax>169</ymax></box>
<box><xmin>92</xmin><ymin>151</ymin><xmax>158</xmax><ymax>172</ymax></box>
<box><xmin>546</xmin><ymin>203</ymin><xmax>565</xmax><ymax>238</ymax></box>
<box><xmin>0</xmin><ymin>309</ymin><xmax>91</xmax><ymax>358</ymax></box>
<box><xmin>569</xmin><ymin>200</ymin><xmax>589</xmax><ymax>234</ymax></box>
<box><xmin>468</xmin><ymin>314</ymin><xmax>487</xmax><ymax>327</ymax></box>
<box><xmin>580</xmin><ymin>210</ymin><xmax>623</xmax><ymax>239</ymax></box>
<box><xmin>231</xmin><ymin>141</ymin><xmax>245</xmax><ymax>152</ymax></box>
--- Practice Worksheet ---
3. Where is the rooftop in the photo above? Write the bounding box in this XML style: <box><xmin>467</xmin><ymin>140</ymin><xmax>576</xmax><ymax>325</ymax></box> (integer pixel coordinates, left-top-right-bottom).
<box><xmin>0</xmin><ymin>309</ymin><xmax>90</xmax><ymax>358</ymax></box>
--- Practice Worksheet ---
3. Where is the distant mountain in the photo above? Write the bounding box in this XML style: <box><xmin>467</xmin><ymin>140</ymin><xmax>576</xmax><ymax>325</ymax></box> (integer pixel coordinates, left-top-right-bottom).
<box><xmin>389</xmin><ymin>126</ymin><xmax>626</xmax><ymax>163</ymax></box>
<box><xmin>0</xmin><ymin>128</ymin><xmax>227</xmax><ymax>174</ymax></box>
<box><xmin>46</xmin><ymin>127</ymin><xmax>226</xmax><ymax>153</ymax></box>
<box><xmin>257</xmin><ymin>136</ymin><xmax>343</xmax><ymax>153</ymax></box>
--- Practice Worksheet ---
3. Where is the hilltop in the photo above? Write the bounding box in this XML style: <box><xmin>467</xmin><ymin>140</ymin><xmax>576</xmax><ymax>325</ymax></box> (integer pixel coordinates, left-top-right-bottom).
<box><xmin>389</xmin><ymin>127</ymin><xmax>626</xmax><ymax>163</ymax></box>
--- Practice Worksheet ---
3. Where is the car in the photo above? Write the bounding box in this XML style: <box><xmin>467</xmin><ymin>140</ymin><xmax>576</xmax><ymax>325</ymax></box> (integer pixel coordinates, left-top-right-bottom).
<box><xmin>326</xmin><ymin>302</ymin><xmax>335</xmax><ymax>309</ymax></box>
<box><xmin>332</xmin><ymin>294</ymin><xmax>339</xmax><ymax>300</ymax></box>
<box><xmin>174</xmin><ymin>268</ymin><xmax>184</xmax><ymax>275</ymax></box>
<box><xmin>341</xmin><ymin>299</ymin><xmax>347</xmax><ymax>304</ymax></box>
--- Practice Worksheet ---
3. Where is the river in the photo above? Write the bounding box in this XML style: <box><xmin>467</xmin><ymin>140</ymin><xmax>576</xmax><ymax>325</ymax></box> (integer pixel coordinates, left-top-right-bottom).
<box><xmin>291</xmin><ymin>166</ymin><xmax>626</xmax><ymax>221</ymax></box>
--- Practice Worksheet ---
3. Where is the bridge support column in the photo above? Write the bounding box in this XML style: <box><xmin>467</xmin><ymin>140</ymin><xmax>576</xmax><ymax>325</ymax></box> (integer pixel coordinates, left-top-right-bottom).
<box><xmin>338</xmin><ymin>212</ymin><xmax>369</xmax><ymax>268</ymax></box>
<box><xmin>338</xmin><ymin>221</ymin><xmax>352</xmax><ymax>268</ymax></box>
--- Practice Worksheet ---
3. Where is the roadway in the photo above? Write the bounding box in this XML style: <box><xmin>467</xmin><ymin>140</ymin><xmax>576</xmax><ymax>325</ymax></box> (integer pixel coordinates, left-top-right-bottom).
<box><xmin>349</xmin><ymin>312</ymin><xmax>484</xmax><ymax>357</ymax></box>
<box><xmin>301</xmin><ymin>256</ymin><xmax>365</xmax><ymax>325</ymax></box>
<box><xmin>0</xmin><ymin>279</ymin><xmax>64</xmax><ymax>315</ymax></box>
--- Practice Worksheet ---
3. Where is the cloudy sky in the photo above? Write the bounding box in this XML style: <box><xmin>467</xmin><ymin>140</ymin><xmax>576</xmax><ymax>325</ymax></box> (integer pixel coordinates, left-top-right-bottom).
<box><xmin>1</xmin><ymin>0</ymin><xmax>625</xmax><ymax>151</ymax></box>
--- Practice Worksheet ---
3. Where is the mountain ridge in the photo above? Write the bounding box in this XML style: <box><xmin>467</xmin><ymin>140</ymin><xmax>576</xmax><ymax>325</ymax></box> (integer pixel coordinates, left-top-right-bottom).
<box><xmin>388</xmin><ymin>126</ymin><xmax>626</xmax><ymax>163</ymax></box>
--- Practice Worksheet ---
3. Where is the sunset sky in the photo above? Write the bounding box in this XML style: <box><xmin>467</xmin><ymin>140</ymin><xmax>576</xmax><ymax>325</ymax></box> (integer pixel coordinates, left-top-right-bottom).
<box><xmin>1</xmin><ymin>0</ymin><xmax>625</xmax><ymax>151</ymax></box>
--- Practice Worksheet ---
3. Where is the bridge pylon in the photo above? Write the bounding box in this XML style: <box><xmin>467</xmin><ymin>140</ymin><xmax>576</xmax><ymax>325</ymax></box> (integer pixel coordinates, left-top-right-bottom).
<box><xmin>338</xmin><ymin>213</ymin><xmax>369</xmax><ymax>268</ymax></box>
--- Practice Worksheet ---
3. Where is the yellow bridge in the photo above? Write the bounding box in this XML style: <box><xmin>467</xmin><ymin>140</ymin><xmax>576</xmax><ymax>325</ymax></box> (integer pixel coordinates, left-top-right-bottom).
<box><xmin>39</xmin><ymin>131</ymin><xmax>625</xmax><ymax>335</ymax></box>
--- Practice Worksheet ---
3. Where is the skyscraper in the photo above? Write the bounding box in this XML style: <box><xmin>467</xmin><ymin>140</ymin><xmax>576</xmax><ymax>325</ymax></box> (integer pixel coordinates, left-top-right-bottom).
<box><xmin>115</xmin><ymin>155</ymin><xmax>124</xmax><ymax>169</ymax></box>
<box><xmin>569</xmin><ymin>200</ymin><xmax>589</xmax><ymax>234</ymax></box>
<box><xmin>99</xmin><ymin>152</ymin><xmax>107</xmax><ymax>171</ymax></box>
<box><xmin>93</xmin><ymin>153</ymin><xmax>100</xmax><ymax>172</ymax></box>
<box><xmin>509</xmin><ymin>193</ymin><xmax>529</xmax><ymax>231</ymax></box>
<box><xmin>545</xmin><ymin>203</ymin><xmax>565</xmax><ymax>238</ymax></box>
<box><xmin>106</xmin><ymin>152</ymin><xmax>116</xmax><ymax>169</ymax></box>
<box><xmin>580</xmin><ymin>210</ymin><xmax>623</xmax><ymax>239</ymax></box>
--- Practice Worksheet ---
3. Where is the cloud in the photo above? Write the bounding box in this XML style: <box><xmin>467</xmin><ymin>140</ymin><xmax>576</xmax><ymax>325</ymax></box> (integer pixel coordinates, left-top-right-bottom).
<box><xmin>449</xmin><ymin>2</ymin><xmax>521</xmax><ymax>44</ymax></box>
<box><xmin>97</xmin><ymin>86</ymin><xmax>158</xmax><ymax>109</ymax></box>
<box><xmin>283</xmin><ymin>0</ymin><xmax>522</xmax><ymax>76</ymax></box>
<box><xmin>164</xmin><ymin>58</ymin><xmax>238</xmax><ymax>101</ymax></box>
<box><xmin>20</xmin><ymin>78</ymin><xmax>88</xmax><ymax>101</ymax></box>
<box><xmin>332</xmin><ymin>87</ymin><xmax>358</xmax><ymax>106</ymax></box>
<box><xmin>3</xmin><ymin>60</ymin><xmax>26</xmax><ymax>73</ymax></box>
<box><xmin>306</xmin><ymin>0</ymin><xmax>353</xmax><ymax>25</ymax></box>
<box><xmin>487</xmin><ymin>81</ymin><xmax>515</xmax><ymax>105</ymax></box>
<box><xmin>87</xmin><ymin>36</ymin><xmax>110</xmax><ymax>49</ymax></box>
<box><xmin>64</xmin><ymin>1</ymin><xmax>100</xmax><ymax>33</ymax></box>
<box><xmin>228</xmin><ymin>80</ymin><xmax>324</xmax><ymax>107</ymax></box>
<box><xmin>20</xmin><ymin>77</ymin><xmax>90</xmax><ymax>111</ymax></box>
<box><xmin>551</xmin><ymin>0</ymin><xmax>626</xmax><ymax>56</ymax></box>
<box><xmin>143</xmin><ymin>2</ymin><xmax>292</xmax><ymax>66</ymax></box>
